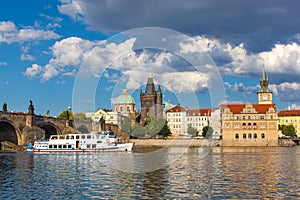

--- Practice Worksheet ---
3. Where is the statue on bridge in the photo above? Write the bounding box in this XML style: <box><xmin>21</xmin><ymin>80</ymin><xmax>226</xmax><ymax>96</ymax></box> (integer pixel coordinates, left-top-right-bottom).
<box><xmin>99</xmin><ymin>116</ymin><xmax>105</xmax><ymax>131</ymax></box>
<box><xmin>28</xmin><ymin>100</ymin><xmax>34</xmax><ymax>115</ymax></box>
<box><xmin>2</xmin><ymin>103</ymin><xmax>7</xmax><ymax>113</ymax></box>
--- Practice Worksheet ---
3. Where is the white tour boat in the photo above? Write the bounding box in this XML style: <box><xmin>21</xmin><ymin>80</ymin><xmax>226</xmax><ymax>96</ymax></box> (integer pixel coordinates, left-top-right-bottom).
<box><xmin>26</xmin><ymin>131</ymin><xmax>134</xmax><ymax>152</ymax></box>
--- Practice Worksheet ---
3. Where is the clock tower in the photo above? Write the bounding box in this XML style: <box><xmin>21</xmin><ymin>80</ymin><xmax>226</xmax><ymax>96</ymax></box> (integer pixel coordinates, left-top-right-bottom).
<box><xmin>257</xmin><ymin>65</ymin><xmax>272</xmax><ymax>104</ymax></box>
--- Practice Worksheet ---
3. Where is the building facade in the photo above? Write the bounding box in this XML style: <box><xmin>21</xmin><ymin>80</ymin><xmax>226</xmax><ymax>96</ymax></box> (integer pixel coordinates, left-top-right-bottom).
<box><xmin>140</xmin><ymin>78</ymin><xmax>163</xmax><ymax>125</ymax></box>
<box><xmin>166</xmin><ymin>106</ymin><xmax>212</xmax><ymax>137</ymax></box>
<box><xmin>114</xmin><ymin>89</ymin><xmax>136</xmax><ymax>115</ymax></box>
<box><xmin>221</xmin><ymin>66</ymin><xmax>278</xmax><ymax>146</ymax></box>
<box><xmin>278</xmin><ymin>110</ymin><xmax>300</xmax><ymax>137</ymax></box>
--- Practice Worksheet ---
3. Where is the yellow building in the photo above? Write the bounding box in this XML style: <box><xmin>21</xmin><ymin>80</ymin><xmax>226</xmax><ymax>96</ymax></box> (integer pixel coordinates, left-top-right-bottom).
<box><xmin>221</xmin><ymin>66</ymin><xmax>278</xmax><ymax>146</ymax></box>
<box><xmin>278</xmin><ymin>110</ymin><xmax>300</xmax><ymax>137</ymax></box>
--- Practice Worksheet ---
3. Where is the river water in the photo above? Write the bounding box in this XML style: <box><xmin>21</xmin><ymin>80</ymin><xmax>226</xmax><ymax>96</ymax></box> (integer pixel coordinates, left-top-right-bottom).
<box><xmin>1</xmin><ymin>146</ymin><xmax>300</xmax><ymax>199</ymax></box>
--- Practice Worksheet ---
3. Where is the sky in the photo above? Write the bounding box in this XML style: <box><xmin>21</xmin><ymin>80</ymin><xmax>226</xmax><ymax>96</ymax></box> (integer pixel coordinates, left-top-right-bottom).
<box><xmin>1</xmin><ymin>0</ymin><xmax>300</xmax><ymax>115</ymax></box>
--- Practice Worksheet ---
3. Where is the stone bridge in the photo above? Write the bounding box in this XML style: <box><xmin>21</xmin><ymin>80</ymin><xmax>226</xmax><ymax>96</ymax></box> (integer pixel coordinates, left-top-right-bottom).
<box><xmin>0</xmin><ymin>102</ymin><xmax>96</xmax><ymax>146</ymax></box>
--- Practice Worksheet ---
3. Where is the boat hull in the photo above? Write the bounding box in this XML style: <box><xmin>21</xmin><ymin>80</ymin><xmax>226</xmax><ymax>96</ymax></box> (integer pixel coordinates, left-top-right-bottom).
<box><xmin>27</xmin><ymin>143</ymin><xmax>134</xmax><ymax>153</ymax></box>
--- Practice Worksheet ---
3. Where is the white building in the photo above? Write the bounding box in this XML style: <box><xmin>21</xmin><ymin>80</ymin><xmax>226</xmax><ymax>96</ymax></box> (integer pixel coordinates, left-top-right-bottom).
<box><xmin>186</xmin><ymin>108</ymin><xmax>212</xmax><ymax>135</ymax></box>
<box><xmin>166</xmin><ymin>105</ymin><xmax>187</xmax><ymax>136</ymax></box>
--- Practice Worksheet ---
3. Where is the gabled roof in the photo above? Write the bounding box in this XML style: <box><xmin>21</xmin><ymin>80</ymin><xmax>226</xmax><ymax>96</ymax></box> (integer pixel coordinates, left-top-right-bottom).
<box><xmin>165</xmin><ymin>105</ymin><xmax>187</xmax><ymax>113</ymax></box>
<box><xmin>278</xmin><ymin>110</ymin><xmax>300</xmax><ymax>117</ymax></box>
<box><xmin>187</xmin><ymin>108</ymin><xmax>212</xmax><ymax>116</ymax></box>
<box><xmin>222</xmin><ymin>104</ymin><xmax>276</xmax><ymax>114</ymax></box>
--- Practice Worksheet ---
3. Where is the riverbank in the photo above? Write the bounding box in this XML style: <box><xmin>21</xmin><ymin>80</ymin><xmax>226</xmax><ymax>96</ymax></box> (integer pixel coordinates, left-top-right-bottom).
<box><xmin>130</xmin><ymin>138</ymin><xmax>221</xmax><ymax>147</ymax></box>
<box><xmin>130</xmin><ymin>138</ymin><xmax>297</xmax><ymax>147</ymax></box>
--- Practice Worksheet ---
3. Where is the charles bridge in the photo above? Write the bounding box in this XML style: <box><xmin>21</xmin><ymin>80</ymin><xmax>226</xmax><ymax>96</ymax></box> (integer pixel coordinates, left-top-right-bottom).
<box><xmin>0</xmin><ymin>101</ymin><xmax>98</xmax><ymax>146</ymax></box>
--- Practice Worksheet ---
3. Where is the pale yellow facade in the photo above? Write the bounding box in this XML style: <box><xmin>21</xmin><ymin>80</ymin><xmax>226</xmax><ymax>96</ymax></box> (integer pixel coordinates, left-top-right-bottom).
<box><xmin>221</xmin><ymin>103</ymin><xmax>278</xmax><ymax>146</ymax></box>
<box><xmin>278</xmin><ymin>110</ymin><xmax>300</xmax><ymax>137</ymax></box>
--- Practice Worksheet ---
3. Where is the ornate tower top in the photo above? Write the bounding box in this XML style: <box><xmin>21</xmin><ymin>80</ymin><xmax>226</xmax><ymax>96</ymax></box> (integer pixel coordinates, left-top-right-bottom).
<box><xmin>145</xmin><ymin>77</ymin><xmax>155</xmax><ymax>94</ymax></box>
<box><xmin>257</xmin><ymin>65</ymin><xmax>272</xmax><ymax>104</ymax></box>
<box><xmin>258</xmin><ymin>64</ymin><xmax>271</xmax><ymax>93</ymax></box>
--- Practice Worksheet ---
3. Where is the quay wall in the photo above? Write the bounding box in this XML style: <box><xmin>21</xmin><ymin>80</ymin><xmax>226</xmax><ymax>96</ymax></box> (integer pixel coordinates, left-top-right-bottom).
<box><xmin>130</xmin><ymin>138</ymin><xmax>221</xmax><ymax>147</ymax></box>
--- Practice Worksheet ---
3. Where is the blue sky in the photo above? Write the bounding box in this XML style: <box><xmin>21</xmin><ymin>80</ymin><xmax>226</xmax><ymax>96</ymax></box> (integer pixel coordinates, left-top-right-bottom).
<box><xmin>1</xmin><ymin>0</ymin><xmax>300</xmax><ymax>115</ymax></box>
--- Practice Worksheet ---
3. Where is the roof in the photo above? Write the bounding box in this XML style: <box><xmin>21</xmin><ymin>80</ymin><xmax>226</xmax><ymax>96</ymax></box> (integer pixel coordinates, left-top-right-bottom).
<box><xmin>165</xmin><ymin>106</ymin><xmax>212</xmax><ymax>116</ymax></box>
<box><xmin>186</xmin><ymin>108</ymin><xmax>212</xmax><ymax>116</ymax></box>
<box><xmin>222</xmin><ymin>103</ymin><xmax>276</xmax><ymax>114</ymax></box>
<box><xmin>278</xmin><ymin>110</ymin><xmax>300</xmax><ymax>117</ymax></box>
<box><xmin>165</xmin><ymin>105</ymin><xmax>187</xmax><ymax>113</ymax></box>
<box><xmin>115</xmin><ymin>89</ymin><xmax>135</xmax><ymax>105</ymax></box>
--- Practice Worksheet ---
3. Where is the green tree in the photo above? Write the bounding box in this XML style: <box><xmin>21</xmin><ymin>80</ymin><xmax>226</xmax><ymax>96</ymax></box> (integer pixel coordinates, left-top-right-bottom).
<box><xmin>187</xmin><ymin>124</ymin><xmax>199</xmax><ymax>138</ymax></box>
<box><xmin>121</xmin><ymin>116</ymin><xmax>133</xmax><ymax>135</ymax></box>
<box><xmin>202</xmin><ymin>126</ymin><xmax>214</xmax><ymax>138</ymax></box>
<box><xmin>282</xmin><ymin>124</ymin><xmax>297</xmax><ymax>137</ymax></box>
<box><xmin>158</xmin><ymin>120</ymin><xmax>172</xmax><ymax>138</ymax></box>
<box><xmin>57</xmin><ymin>110</ymin><xmax>74</xmax><ymax>120</ymax></box>
<box><xmin>144</xmin><ymin>115</ymin><xmax>166</xmax><ymax>137</ymax></box>
<box><xmin>74</xmin><ymin>112</ymin><xmax>92</xmax><ymax>122</ymax></box>
<box><xmin>132</xmin><ymin>123</ymin><xmax>145</xmax><ymax>138</ymax></box>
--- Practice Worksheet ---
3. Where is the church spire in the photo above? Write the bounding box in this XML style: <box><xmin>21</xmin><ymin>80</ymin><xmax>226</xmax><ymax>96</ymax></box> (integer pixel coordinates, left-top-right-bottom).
<box><xmin>259</xmin><ymin>64</ymin><xmax>271</xmax><ymax>93</ymax></box>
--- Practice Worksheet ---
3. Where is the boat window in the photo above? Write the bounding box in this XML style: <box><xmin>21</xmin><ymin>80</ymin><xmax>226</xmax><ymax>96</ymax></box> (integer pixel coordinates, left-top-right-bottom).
<box><xmin>58</xmin><ymin>145</ymin><xmax>62</xmax><ymax>149</ymax></box>
<box><xmin>63</xmin><ymin>145</ymin><xmax>67</xmax><ymax>149</ymax></box>
<box><xmin>76</xmin><ymin>135</ymin><xmax>79</xmax><ymax>139</ymax></box>
<box><xmin>68</xmin><ymin>145</ymin><xmax>72</xmax><ymax>149</ymax></box>
<box><xmin>54</xmin><ymin>145</ymin><xmax>57</xmax><ymax>148</ymax></box>
<box><xmin>70</xmin><ymin>136</ymin><xmax>74</xmax><ymax>139</ymax></box>
<box><xmin>52</xmin><ymin>136</ymin><xmax>57</xmax><ymax>140</ymax></box>
<box><xmin>81</xmin><ymin>135</ymin><xmax>85</xmax><ymax>139</ymax></box>
<box><xmin>49</xmin><ymin>145</ymin><xmax>53</xmax><ymax>148</ymax></box>
<box><xmin>87</xmin><ymin>144</ymin><xmax>90</xmax><ymax>149</ymax></box>
<box><xmin>92</xmin><ymin>144</ymin><xmax>96</xmax><ymax>148</ymax></box>
<box><xmin>66</xmin><ymin>136</ymin><xmax>70</xmax><ymax>139</ymax></box>
<box><xmin>97</xmin><ymin>141</ymin><xmax>102</xmax><ymax>143</ymax></box>
<box><xmin>59</xmin><ymin>136</ymin><xmax>65</xmax><ymax>140</ymax></box>
<box><xmin>87</xmin><ymin>135</ymin><xmax>91</xmax><ymax>139</ymax></box>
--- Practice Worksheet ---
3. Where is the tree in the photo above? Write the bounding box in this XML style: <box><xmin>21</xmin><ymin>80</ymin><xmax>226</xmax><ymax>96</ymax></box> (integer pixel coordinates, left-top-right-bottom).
<box><xmin>57</xmin><ymin>110</ymin><xmax>74</xmax><ymax>120</ymax></box>
<box><xmin>144</xmin><ymin>115</ymin><xmax>166</xmax><ymax>137</ymax></box>
<box><xmin>158</xmin><ymin>120</ymin><xmax>172</xmax><ymax>138</ymax></box>
<box><xmin>121</xmin><ymin>116</ymin><xmax>145</xmax><ymax>138</ymax></box>
<box><xmin>74</xmin><ymin>112</ymin><xmax>92</xmax><ymax>122</ymax></box>
<box><xmin>187</xmin><ymin>124</ymin><xmax>198</xmax><ymax>138</ymax></box>
<box><xmin>202</xmin><ymin>126</ymin><xmax>214</xmax><ymax>138</ymax></box>
<box><xmin>121</xmin><ymin>116</ymin><xmax>133</xmax><ymax>136</ymax></box>
<box><xmin>282</xmin><ymin>124</ymin><xmax>297</xmax><ymax>137</ymax></box>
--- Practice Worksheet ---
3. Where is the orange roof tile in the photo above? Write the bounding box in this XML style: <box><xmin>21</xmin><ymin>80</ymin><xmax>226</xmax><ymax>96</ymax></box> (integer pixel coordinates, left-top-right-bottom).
<box><xmin>222</xmin><ymin>104</ymin><xmax>276</xmax><ymax>114</ymax></box>
<box><xmin>186</xmin><ymin>108</ymin><xmax>212</xmax><ymax>116</ymax></box>
<box><xmin>278</xmin><ymin>110</ymin><xmax>300</xmax><ymax>117</ymax></box>
<box><xmin>165</xmin><ymin>105</ymin><xmax>187</xmax><ymax>112</ymax></box>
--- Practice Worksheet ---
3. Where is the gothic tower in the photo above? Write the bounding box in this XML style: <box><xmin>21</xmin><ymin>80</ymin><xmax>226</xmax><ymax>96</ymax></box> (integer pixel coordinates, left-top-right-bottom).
<box><xmin>140</xmin><ymin>78</ymin><xmax>163</xmax><ymax>125</ymax></box>
<box><xmin>257</xmin><ymin>65</ymin><xmax>273</xmax><ymax>104</ymax></box>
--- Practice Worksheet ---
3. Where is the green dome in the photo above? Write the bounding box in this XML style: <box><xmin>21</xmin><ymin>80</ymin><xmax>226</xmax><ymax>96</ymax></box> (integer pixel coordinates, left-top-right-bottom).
<box><xmin>115</xmin><ymin>89</ymin><xmax>135</xmax><ymax>105</ymax></box>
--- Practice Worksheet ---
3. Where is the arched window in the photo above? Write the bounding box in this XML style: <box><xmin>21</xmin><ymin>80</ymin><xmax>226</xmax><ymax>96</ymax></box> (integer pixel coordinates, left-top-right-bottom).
<box><xmin>248</xmin><ymin>133</ymin><xmax>252</xmax><ymax>139</ymax></box>
<box><xmin>243</xmin><ymin>133</ymin><xmax>246</xmax><ymax>139</ymax></box>
<box><xmin>254</xmin><ymin>133</ymin><xmax>257</xmax><ymax>139</ymax></box>
<box><xmin>261</xmin><ymin>133</ymin><xmax>265</xmax><ymax>139</ymax></box>
<box><xmin>127</xmin><ymin>106</ymin><xmax>130</xmax><ymax>112</ymax></box>
<box><xmin>235</xmin><ymin>133</ymin><xmax>239</xmax><ymax>139</ymax></box>
<box><xmin>120</xmin><ymin>106</ymin><xmax>123</xmax><ymax>112</ymax></box>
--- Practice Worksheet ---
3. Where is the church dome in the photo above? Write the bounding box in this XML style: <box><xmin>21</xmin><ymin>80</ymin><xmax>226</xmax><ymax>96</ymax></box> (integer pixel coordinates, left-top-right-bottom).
<box><xmin>115</xmin><ymin>89</ymin><xmax>135</xmax><ymax>105</ymax></box>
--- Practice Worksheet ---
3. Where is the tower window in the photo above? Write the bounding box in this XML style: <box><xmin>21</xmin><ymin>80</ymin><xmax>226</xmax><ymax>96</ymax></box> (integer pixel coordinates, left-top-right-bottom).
<box><xmin>261</xmin><ymin>133</ymin><xmax>265</xmax><ymax>139</ymax></box>
<box><xmin>235</xmin><ymin>133</ymin><xmax>239</xmax><ymax>139</ymax></box>
<box><xmin>243</xmin><ymin>133</ymin><xmax>246</xmax><ymax>139</ymax></box>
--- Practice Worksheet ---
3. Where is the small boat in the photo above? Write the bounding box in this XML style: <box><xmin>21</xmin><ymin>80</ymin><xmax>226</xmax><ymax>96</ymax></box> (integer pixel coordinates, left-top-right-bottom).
<box><xmin>26</xmin><ymin>131</ymin><xmax>134</xmax><ymax>153</ymax></box>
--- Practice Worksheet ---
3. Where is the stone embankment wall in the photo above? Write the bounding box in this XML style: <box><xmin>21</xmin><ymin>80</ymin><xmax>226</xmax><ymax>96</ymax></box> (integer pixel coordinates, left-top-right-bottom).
<box><xmin>130</xmin><ymin>138</ymin><xmax>221</xmax><ymax>147</ymax></box>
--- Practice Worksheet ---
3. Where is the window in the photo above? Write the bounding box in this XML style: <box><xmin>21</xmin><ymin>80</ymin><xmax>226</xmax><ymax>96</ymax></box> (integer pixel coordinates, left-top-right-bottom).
<box><xmin>87</xmin><ymin>135</ymin><xmax>91</xmax><ymax>139</ymax></box>
<box><xmin>234</xmin><ymin>124</ymin><xmax>239</xmax><ymax>128</ymax></box>
<box><xmin>243</xmin><ymin>133</ymin><xmax>246</xmax><ymax>139</ymax></box>
<box><xmin>81</xmin><ymin>135</ymin><xmax>85</xmax><ymax>139</ymax></box>
<box><xmin>260</xmin><ymin>115</ymin><xmax>265</xmax><ymax>120</ymax></box>
<box><xmin>254</xmin><ymin>133</ymin><xmax>257</xmax><ymax>139</ymax></box>
<box><xmin>260</xmin><ymin>124</ymin><xmax>265</xmax><ymax>128</ymax></box>
<box><xmin>261</xmin><ymin>133</ymin><xmax>265</xmax><ymax>139</ymax></box>
<box><xmin>248</xmin><ymin>116</ymin><xmax>251</xmax><ymax>120</ymax></box>
<box><xmin>120</xmin><ymin>106</ymin><xmax>123</xmax><ymax>112</ymax></box>
<box><xmin>127</xmin><ymin>106</ymin><xmax>130</xmax><ymax>112</ymax></box>
<box><xmin>235</xmin><ymin>133</ymin><xmax>239</xmax><ymax>139</ymax></box>
<box><xmin>248</xmin><ymin>134</ymin><xmax>252</xmax><ymax>139</ymax></box>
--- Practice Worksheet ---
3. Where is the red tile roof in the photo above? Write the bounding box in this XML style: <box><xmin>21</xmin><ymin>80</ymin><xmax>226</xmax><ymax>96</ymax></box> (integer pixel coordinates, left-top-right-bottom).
<box><xmin>165</xmin><ymin>106</ymin><xmax>212</xmax><ymax>116</ymax></box>
<box><xmin>165</xmin><ymin>105</ymin><xmax>187</xmax><ymax>112</ymax></box>
<box><xmin>186</xmin><ymin>108</ymin><xmax>212</xmax><ymax>116</ymax></box>
<box><xmin>278</xmin><ymin>110</ymin><xmax>300</xmax><ymax>117</ymax></box>
<box><xmin>222</xmin><ymin>104</ymin><xmax>276</xmax><ymax>114</ymax></box>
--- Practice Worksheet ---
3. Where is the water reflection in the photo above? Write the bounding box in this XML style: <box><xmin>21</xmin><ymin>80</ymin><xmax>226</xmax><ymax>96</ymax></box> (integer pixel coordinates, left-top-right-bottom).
<box><xmin>1</xmin><ymin>147</ymin><xmax>300</xmax><ymax>199</ymax></box>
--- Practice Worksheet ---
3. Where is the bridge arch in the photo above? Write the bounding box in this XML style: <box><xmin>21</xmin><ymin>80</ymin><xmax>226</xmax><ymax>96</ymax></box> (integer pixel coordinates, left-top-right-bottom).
<box><xmin>0</xmin><ymin>118</ymin><xmax>22</xmax><ymax>145</ymax></box>
<box><xmin>38</xmin><ymin>122</ymin><xmax>62</xmax><ymax>139</ymax></box>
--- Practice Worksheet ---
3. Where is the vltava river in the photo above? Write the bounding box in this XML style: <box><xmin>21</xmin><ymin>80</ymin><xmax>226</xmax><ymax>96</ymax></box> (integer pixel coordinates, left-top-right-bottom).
<box><xmin>1</xmin><ymin>146</ymin><xmax>300</xmax><ymax>199</ymax></box>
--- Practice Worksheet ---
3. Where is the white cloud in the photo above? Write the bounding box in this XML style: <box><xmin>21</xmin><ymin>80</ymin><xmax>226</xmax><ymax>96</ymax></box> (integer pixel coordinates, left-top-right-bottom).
<box><xmin>21</xmin><ymin>54</ymin><xmax>35</xmax><ymax>61</ymax></box>
<box><xmin>224</xmin><ymin>82</ymin><xmax>260</xmax><ymax>94</ymax></box>
<box><xmin>0</xmin><ymin>21</ymin><xmax>60</xmax><ymax>43</ymax></box>
<box><xmin>24</xmin><ymin>64</ymin><xmax>42</xmax><ymax>78</ymax></box>
<box><xmin>291</xmin><ymin>104</ymin><xmax>300</xmax><ymax>110</ymax></box>
<box><xmin>0</xmin><ymin>61</ymin><xmax>7</xmax><ymax>66</ymax></box>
